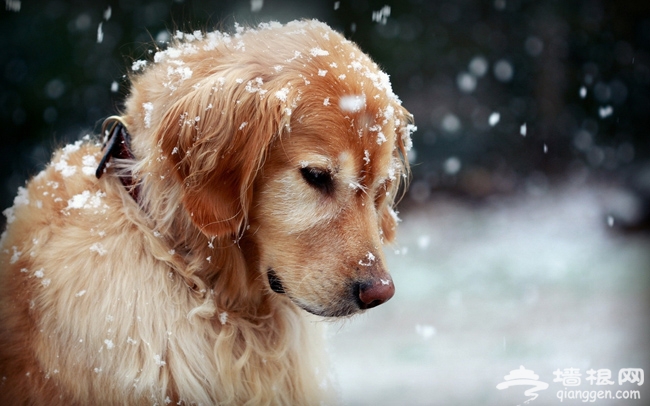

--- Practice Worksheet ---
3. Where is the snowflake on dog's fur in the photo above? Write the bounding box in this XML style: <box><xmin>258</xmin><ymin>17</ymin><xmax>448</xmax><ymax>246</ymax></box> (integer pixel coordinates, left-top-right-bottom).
<box><xmin>358</xmin><ymin>252</ymin><xmax>375</xmax><ymax>267</ymax></box>
<box><xmin>363</xmin><ymin>150</ymin><xmax>370</xmax><ymax>165</ymax></box>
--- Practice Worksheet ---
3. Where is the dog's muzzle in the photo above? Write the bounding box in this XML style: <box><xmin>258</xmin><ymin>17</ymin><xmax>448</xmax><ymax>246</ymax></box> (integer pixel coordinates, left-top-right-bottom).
<box><xmin>266</xmin><ymin>267</ymin><xmax>395</xmax><ymax>317</ymax></box>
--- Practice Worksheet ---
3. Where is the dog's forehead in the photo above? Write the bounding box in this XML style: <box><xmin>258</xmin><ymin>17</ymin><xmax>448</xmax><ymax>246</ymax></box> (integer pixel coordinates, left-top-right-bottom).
<box><xmin>285</xmin><ymin>108</ymin><xmax>396</xmax><ymax>188</ymax></box>
<box><xmin>253</xmin><ymin>21</ymin><xmax>406</xmax><ymax>181</ymax></box>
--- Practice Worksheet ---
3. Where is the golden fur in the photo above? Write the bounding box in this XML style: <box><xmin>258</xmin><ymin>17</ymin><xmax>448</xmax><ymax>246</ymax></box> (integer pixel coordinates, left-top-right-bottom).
<box><xmin>0</xmin><ymin>20</ymin><xmax>413</xmax><ymax>405</ymax></box>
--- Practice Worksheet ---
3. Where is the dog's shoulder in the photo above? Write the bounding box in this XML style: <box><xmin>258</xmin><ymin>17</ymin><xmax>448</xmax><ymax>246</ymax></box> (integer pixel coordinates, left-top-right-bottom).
<box><xmin>0</xmin><ymin>136</ymin><xmax>145</xmax><ymax>303</ymax></box>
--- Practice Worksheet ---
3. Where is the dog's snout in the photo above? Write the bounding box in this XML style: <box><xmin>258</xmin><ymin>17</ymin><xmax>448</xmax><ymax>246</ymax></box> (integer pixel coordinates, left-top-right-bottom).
<box><xmin>356</xmin><ymin>277</ymin><xmax>395</xmax><ymax>309</ymax></box>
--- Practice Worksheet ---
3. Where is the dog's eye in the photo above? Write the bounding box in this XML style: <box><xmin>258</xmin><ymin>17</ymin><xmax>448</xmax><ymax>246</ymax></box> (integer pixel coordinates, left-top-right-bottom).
<box><xmin>300</xmin><ymin>167</ymin><xmax>334</xmax><ymax>194</ymax></box>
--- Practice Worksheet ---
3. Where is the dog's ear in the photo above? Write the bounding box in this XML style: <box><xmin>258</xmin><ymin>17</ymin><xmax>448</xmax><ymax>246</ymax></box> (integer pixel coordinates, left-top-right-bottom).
<box><xmin>155</xmin><ymin>79</ymin><xmax>285</xmax><ymax>237</ymax></box>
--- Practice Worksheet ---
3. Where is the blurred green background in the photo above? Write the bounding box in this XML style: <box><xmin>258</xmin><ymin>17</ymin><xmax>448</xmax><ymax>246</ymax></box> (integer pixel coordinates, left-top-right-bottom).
<box><xmin>2</xmin><ymin>0</ymin><xmax>650</xmax><ymax>219</ymax></box>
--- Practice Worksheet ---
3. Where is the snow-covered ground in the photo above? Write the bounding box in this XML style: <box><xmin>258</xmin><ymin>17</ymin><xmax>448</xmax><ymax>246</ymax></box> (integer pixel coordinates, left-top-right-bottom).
<box><xmin>328</xmin><ymin>184</ymin><xmax>650</xmax><ymax>406</ymax></box>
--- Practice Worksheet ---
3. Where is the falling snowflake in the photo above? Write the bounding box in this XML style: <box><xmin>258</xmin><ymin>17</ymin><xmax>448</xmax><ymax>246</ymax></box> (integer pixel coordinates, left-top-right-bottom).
<box><xmin>489</xmin><ymin>112</ymin><xmax>501</xmax><ymax>126</ymax></box>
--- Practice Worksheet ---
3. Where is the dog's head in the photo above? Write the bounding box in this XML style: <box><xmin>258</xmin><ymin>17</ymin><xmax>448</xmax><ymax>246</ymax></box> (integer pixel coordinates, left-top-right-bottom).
<box><xmin>128</xmin><ymin>20</ymin><xmax>414</xmax><ymax>317</ymax></box>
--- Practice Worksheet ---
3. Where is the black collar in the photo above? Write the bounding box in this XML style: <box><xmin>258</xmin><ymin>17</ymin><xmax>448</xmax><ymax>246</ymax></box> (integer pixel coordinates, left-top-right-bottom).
<box><xmin>95</xmin><ymin>116</ymin><xmax>141</xmax><ymax>203</ymax></box>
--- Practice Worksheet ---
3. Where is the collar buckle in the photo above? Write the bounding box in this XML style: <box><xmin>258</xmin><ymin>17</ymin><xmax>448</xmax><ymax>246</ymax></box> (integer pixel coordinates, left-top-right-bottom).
<box><xmin>96</xmin><ymin>116</ymin><xmax>140</xmax><ymax>203</ymax></box>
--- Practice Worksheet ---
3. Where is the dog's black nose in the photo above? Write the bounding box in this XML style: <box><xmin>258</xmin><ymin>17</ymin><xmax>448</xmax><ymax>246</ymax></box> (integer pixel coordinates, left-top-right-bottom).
<box><xmin>357</xmin><ymin>277</ymin><xmax>395</xmax><ymax>309</ymax></box>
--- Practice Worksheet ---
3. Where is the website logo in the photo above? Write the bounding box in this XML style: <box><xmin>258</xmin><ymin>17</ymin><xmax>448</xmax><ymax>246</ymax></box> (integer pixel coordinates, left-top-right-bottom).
<box><xmin>496</xmin><ymin>366</ymin><xmax>644</xmax><ymax>404</ymax></box>
<box><xmin>496</xmin><ymin>365</ymin><xmax>549</xmax><ymax>404</ymax></box>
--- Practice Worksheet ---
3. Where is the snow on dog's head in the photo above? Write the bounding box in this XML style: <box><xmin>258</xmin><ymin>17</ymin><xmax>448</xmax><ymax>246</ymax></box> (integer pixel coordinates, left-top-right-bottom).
<box><xmin>124</xmin><ymin>19</ymin><xmax>414</xmax><ymax>317</ymax></box>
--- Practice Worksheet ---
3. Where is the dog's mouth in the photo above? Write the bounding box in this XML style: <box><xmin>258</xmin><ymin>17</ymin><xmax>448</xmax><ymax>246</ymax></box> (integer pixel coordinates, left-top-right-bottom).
<box><xmin>267</xmin><ymin>268</ymin><xmax>286</xmax><ymax>294</ymax></box>
<box><xmin>266</xmin><ymin>268</ymin><xmax>359</xmax><ymax>317</ymax></box>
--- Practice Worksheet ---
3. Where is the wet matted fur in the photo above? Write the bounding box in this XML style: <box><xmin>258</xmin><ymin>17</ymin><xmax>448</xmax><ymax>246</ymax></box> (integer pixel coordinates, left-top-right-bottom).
<box><xmin>0</xmin><ymin>20</ymin><xmax>414</xmax><ymax>405</ymax></box>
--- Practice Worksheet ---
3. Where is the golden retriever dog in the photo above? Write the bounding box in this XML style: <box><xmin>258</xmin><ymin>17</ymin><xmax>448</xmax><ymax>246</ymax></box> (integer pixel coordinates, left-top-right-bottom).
<box><xmin>0</xmin><ymin>19</ymin><xmax>414</xmax><ymax>405</ymax></box>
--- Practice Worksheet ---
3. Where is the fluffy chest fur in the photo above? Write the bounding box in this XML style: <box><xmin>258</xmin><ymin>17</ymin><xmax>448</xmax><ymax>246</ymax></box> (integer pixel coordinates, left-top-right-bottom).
<box><xmin>0</xmin><ymin>141</ymin><xmax>332</xmax><ymax>405</ymax></box>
